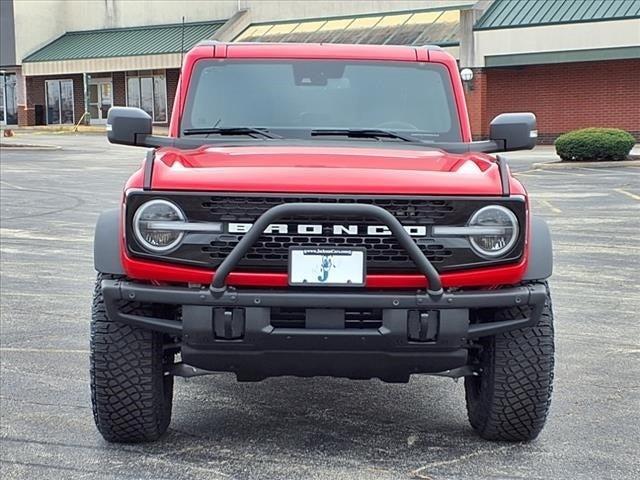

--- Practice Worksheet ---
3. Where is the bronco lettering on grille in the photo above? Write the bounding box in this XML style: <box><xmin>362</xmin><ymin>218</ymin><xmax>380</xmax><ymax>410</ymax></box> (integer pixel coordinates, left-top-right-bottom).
<box><xmin>227</xmin><ymin>223</ymin><xmax>427</xmax><ymax>237</ymax></box>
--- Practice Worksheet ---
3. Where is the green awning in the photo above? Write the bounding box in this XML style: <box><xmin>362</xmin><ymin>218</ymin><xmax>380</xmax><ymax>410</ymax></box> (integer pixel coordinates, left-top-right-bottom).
<box><xmin>23</xmin><ymin>21</ymin><xmax>225</xmax><ymax>63</ymax></box>
<box><xmin>234</xmin><ymin>7</ymin><xmax>462</xmax><ymax>47</ymax></box>
<box><xmin>475</xmin><ymin>0</ymin><xmax>640</xmax><ymax>30</ymax></box>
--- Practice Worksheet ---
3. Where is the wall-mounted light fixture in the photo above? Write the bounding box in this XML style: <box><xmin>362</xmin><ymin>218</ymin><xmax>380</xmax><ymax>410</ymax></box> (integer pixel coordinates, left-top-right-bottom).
<box><xmin>460</xmin><ymin>68</ymin><xmax>474</xmax><ymax>91</ymax></box>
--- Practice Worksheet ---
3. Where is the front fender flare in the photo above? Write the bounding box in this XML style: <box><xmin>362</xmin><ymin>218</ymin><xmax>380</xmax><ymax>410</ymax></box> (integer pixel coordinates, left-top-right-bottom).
<box><xmin>94</xmin><ymin>208</ymin><xmax>124</xmax><ymax>275</ymax></box>
<box><xmin>524</xmin><ymin>215</ymin><xmax>553</xmax><ymax>281</ymax></box>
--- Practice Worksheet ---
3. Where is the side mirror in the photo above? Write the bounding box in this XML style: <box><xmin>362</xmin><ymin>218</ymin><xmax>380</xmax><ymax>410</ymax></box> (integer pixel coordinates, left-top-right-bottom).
<box><xmin>106</xmin><ymin>107</ymin><xmax>152</xmax><ymax>146</ymax></box>
<box><xmin>489</xmin><ymin>112</ymin><xmax>537</xmax><ymax>151</ymax></box>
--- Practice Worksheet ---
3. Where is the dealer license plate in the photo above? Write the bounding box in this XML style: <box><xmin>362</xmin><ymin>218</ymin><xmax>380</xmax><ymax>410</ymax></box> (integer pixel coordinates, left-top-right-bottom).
<box><xmin>289</xmin><ymin>248</ymin><xmax>366</xmax><ymax>286</ymax></box>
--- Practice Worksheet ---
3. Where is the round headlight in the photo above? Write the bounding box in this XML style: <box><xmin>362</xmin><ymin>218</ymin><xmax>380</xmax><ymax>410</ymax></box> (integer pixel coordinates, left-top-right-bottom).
<box><xmin>133</xmin><ymin>199</ymin><xmax>185</xmax><ymax>252</ymax></box>
<box><xmin>468</xmin><ymin>205</ymin><xmax>519</xmax><ymax>258</ymax></box>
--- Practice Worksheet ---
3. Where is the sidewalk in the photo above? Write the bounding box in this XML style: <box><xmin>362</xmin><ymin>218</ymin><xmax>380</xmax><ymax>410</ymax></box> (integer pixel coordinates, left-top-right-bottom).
<box><xmin>1</xmin><ymin>124</ymin><xmax>169</xmax><ymax>136</ymax></box>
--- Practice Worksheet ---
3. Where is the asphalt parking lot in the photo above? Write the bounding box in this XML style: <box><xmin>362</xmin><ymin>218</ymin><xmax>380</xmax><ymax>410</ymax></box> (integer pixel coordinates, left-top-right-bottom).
<box><xmin>1</xmin><ymin>134</ymin><xmax>639</xmax><ymax>479</ymax></box>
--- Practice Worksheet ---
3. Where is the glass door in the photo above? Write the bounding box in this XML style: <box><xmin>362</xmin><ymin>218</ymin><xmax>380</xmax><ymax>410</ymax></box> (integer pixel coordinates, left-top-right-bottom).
<box><xmin>100</xmin><ymin>82</ymin><xmax>112</xmax><ymax>120</ymax></box>
<box><xmin>88</xmin><ymin>83</ymin><xmax>99</xmax><ymax>121</ymax></box>
<box><xmin>88</xmin><ymin>79</ymin><xmax>113</xmax><ymax>124</ymax></box>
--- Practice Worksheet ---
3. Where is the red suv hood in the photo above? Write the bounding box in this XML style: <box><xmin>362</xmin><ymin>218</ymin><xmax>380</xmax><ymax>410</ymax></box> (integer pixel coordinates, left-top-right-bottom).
<box><xmin>149</xmin><ymin>145</ymin><xmax>504</xmax><ymax>195</ymax></box>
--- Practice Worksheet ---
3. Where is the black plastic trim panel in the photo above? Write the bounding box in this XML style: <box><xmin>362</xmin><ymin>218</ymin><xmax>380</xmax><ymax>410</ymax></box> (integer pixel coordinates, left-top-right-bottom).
<box><xmin>143</xmin><ymin>149</ymin><xmax>155</xmax><ymax>191</ymax></box>
<box><xmin>495</xmin><ymin>154</ymin><xmax>510</xmax><ymax>197</ymax></box>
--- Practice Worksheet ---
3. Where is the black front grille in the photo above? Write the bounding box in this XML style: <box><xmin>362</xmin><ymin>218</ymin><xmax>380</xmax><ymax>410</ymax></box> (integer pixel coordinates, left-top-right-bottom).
<box><xmin>202</xmin><ymin>232</ymin><xmax>454</xmax><ymax>267</ymax></box>
<box><xmin>126</xmin><ymin>192</ymin><xmax>526</xmax><ymax>273</ymax></box>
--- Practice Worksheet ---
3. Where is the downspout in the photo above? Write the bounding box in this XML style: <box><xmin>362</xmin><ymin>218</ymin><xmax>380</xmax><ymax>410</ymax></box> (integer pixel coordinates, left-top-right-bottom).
<box><xmin>83</xmin><ymin>72</ymin><xmax>89</xmax><ymax>124</ymax></box>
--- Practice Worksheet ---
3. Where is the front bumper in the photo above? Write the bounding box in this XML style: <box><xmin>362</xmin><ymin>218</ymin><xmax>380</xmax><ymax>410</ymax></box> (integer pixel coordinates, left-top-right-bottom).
<box><xmin>102</xmin><ymin>279</ymin><xmax>546</xmax><ymax>382</ymax></box>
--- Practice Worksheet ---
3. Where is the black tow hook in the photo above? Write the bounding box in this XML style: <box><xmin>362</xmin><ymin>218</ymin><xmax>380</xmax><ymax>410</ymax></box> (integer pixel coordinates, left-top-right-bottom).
<box><xmin>169</xmin><ymin>363</ymin><xmax>218</xmax><ymax>378</ymax></box>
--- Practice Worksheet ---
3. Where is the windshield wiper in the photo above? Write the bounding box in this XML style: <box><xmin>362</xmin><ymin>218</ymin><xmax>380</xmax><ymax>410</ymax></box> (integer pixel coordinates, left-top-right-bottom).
<box><xmin>310</xmin><ymin>128</ymin><xmax>421</xmax><ymax>143</ymax></box>
<box><xmin>182</xmin><ymin>127</ymin><xmax>280</xmax><ymax>139</ymax></box>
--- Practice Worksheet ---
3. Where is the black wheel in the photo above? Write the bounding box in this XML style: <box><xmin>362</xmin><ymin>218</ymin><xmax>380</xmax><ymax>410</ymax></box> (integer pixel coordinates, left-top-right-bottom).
<box><xmin>90</xmin><ymin>273</ymin><xmax>174</xmax><ymax>443</ymax></box>
<box><xmin>465</xmin><ymin>282</ymin><xmax>555</xmax><ymax>441</ymax></box>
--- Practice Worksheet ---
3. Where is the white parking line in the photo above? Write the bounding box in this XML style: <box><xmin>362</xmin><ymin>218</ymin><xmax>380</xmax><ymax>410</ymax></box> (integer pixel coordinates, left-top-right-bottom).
<box><xmin>0</xmin><ymin>347</ymin><xmax>89</xmax><ymax>354</ymax></box>
<box><xmin>538</xmin><ymin>199</ymin><xmax>562</xmax><ymax>213</ymax></box>
<box><xmin>513</xmin><ymin>169</ymin><xmax>544</xmax><ymax>177</ymax></box>
<box><xmin>614</xmin><ymin>188</ymin><xmax>640</xmax><ymax>201</ymax></box>
<box><xmin>537</xmin><ymin>168</ymin><xmax>585</xmax><ymax>177</ymax></box>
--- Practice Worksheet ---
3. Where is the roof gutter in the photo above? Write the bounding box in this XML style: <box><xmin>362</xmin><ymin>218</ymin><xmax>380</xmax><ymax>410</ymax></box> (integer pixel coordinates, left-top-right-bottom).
<box><xmin>22</xmin><ymin>52</ymin><xmax>183</xmax><ymax>76</ymax></box>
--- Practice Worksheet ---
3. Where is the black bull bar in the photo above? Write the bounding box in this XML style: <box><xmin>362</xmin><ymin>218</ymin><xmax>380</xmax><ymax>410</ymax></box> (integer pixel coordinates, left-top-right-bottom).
<box><xmin>209</xmin><ymin>202</ymin><xmax>444</xmax><ymax>297</ymax></box>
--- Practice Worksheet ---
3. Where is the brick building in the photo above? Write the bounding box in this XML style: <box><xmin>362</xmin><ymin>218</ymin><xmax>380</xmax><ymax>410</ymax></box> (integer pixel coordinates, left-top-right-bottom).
<box><xmin>1</xmin><ymin>0</ymin><xmax>638</xmax><ymax>141</ymax></box>
<box><xmin>467</xmin><ymin>59</ymin><xmax>640</xmax><ymax>143</ymax></box>
<box><xmin>465</xmin><ymin>0</ymin><xmax>640</xmax><ymax>142</ymax></box>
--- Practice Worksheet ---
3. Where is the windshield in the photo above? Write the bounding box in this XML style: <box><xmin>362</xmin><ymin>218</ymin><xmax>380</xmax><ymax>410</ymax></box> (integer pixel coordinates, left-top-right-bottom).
<box><xmin>182</xmin><ymin>60</ymin><xmax>462</xmax><ymax>142</ymax></box>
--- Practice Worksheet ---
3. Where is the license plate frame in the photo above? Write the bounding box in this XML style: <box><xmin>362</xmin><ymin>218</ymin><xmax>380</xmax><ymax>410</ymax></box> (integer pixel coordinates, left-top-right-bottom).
<box><xmin>288</xmin><ymin>247</ymin><xmax>366</xmax><ymax>287</ymax></box>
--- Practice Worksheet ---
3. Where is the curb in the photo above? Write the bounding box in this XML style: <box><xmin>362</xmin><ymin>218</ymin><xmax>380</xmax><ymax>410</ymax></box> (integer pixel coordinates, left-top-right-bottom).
<box><xmin>3</xmin><ymin>127</ymin><xmax>168</xmax><ymax>136</ymax></box>
<box><xmin>532</xmin><ymin>159</ymin><xmax>640</xmax><ymax>169</ymax></box>
<box><xmin>0</xmin><ymin>142</ymin><xmax>62</xmax><ymax>150</ymax></box>
<box><xmin>9</xmin><ymin>130</ymin><xmax>106</xmax><ymax>136</ymax></box>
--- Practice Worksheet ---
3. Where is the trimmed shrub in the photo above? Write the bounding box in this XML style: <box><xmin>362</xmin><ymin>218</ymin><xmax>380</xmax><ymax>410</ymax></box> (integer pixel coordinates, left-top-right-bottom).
<box><xmin>555</xmin><ymin>128</ymin><xmax>635</xmax><ymax>162</ymax></box>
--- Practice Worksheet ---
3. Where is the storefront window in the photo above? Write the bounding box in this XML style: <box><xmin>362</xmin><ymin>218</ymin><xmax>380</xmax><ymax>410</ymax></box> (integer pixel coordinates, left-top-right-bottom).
<box><xmin>60</xmin><ymin>80</ymin><xmax>74</xmax><ymax>124</ymax></box>
<box><xmin>0</xmin><ymin>73</ymin><xmax>18</xmax><ymax>125</ymax></box>
<box><xmin>0</xmin><ymin>78</ymin><xmax>4</xmax><ymax>125</ymax></box>
<box><xmin>45</xmin><ymin>79</ymin><xmax>74</xmax><ymax>125</ymax></box>
<box><xmin>126</xmin><ymin>76</ymin><xmax>141</xmax><ymax>110</ymax></box>
<box><xmin>153</xmin><ymin>76</ymin><xmax>167</xmax><ymax>123</ymax></box>
<box><xmin>140</xmin><ymin>77</ymin><xmax>154</xmax><ymax>118</ymax></box>
<box><xmin>126</xmin><ymin>71</ymin><xmax>167</xmax><ymax>122</ymax></box>
<box><xmin>46</xmin><ymin>80</ymin><xmax>60</xmax><ymax>124</ymax></box>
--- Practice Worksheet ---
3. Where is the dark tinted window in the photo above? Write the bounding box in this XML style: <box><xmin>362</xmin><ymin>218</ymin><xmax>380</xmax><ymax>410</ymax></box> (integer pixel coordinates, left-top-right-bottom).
<box><xmin>183</xmin><ymin>60</ymin><xmax>461</xmax><ymax>141</ymax></box>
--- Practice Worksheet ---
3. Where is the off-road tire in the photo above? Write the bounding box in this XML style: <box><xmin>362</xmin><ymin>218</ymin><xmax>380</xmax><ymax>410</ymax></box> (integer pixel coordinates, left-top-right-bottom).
<box><xmin>90</xmin><ymin>273</ymin><xmax>173</xmax><ymax>443</ymax></box>
<box><xmin>465</xmin><ymin>282</ymin><xmax>554</xmax><ymax>441</ymax></box>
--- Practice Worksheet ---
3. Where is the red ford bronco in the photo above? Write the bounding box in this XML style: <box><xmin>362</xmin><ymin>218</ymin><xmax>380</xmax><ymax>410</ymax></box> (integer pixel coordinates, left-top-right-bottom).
<box><xmin>92</xmin><ymin>42</ymin><xmax>554</xmax><ymax>443</ymax></box>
